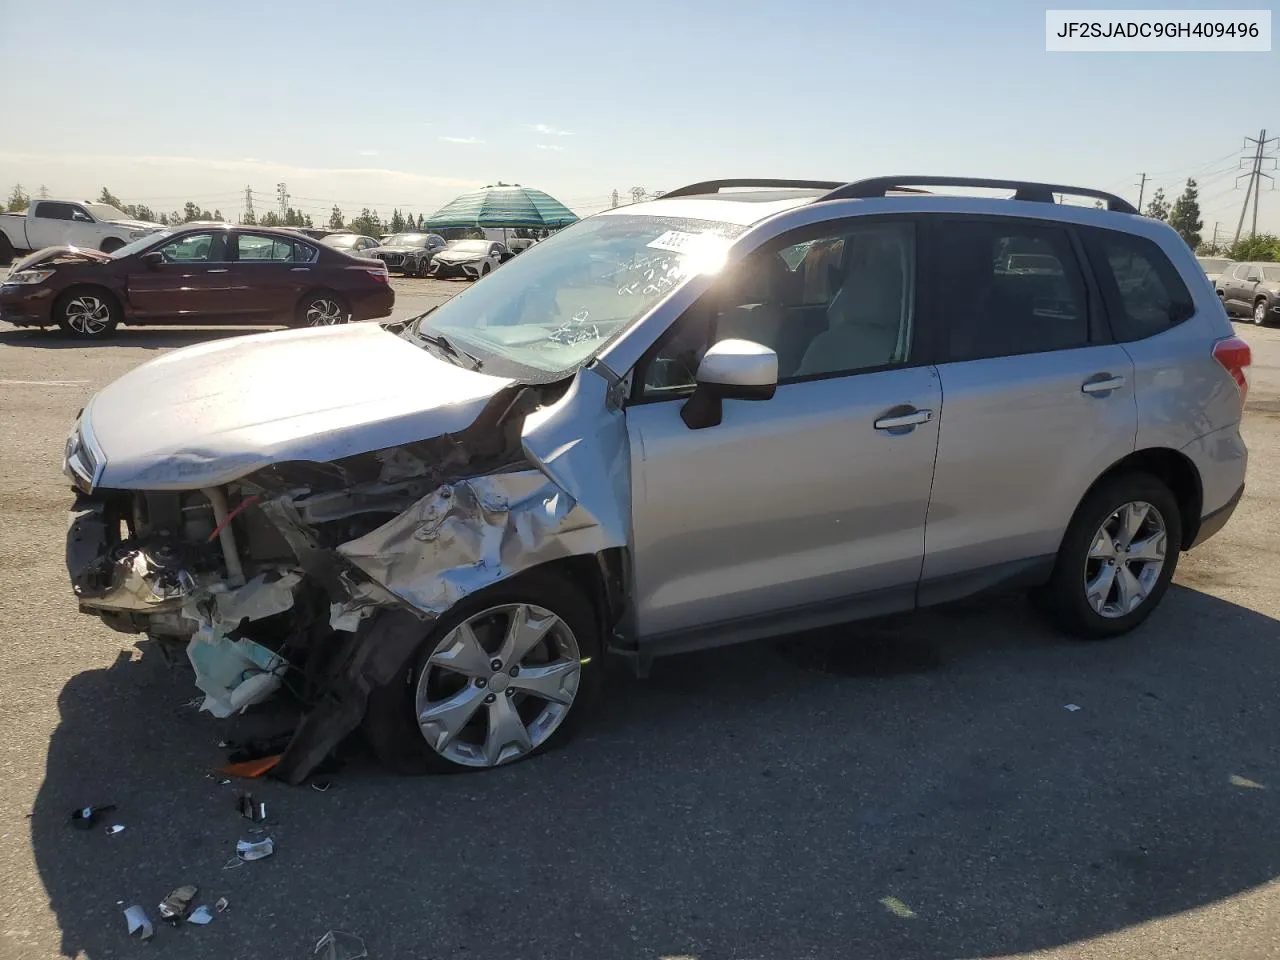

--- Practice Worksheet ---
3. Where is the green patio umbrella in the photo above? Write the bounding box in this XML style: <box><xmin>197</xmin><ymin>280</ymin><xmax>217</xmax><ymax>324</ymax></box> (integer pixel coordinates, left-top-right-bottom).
<box><xmin>421</xmin><ymin>183</ymin><xmax>579</xmax><ymax>231</ymax></box>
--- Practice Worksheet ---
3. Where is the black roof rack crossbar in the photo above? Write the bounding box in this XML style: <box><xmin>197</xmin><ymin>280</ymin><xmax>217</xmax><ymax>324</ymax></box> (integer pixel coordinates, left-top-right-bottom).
<box><xmin>660</xmin><ymin>179</ymin><xmax>845</xmax><ymax>200</ymax></box>
<box><xmin>819</xmin><ymin>176</ymin><xmax>1138</xmax><ymax>214</ymax></box>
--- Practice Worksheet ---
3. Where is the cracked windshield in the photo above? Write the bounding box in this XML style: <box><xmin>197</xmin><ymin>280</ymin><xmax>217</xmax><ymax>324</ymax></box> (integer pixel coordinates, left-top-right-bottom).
<box><xmin>413</xmin><ymin>215</ymin><xmax>745</xmax><ymax>374</ymax></box>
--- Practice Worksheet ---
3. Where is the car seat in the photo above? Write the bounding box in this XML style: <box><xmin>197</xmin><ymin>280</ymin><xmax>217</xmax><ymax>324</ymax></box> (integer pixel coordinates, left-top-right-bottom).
<box><xmin>795</xmin><ymin>247</ymin><xmax>905</xmax><ymax>376</ymax></box>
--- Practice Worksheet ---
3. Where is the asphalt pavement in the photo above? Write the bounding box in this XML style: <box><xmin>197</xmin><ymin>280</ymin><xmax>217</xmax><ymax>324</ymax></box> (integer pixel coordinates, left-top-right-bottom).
<box><xmin>1</xmin><ymin>288</ymin><xmax>1279</xmax><ymax>960</ymax></box>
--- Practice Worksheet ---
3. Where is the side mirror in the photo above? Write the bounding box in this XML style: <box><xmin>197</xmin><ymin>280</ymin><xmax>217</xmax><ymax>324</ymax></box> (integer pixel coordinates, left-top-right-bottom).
<box><xmin>680</xmin><ymin>339</ymin><xmax>778</xmax><ymax>430</ymax></box>
<box><xmin>140</xmin><ymin>251</ymin><xmax>165</xmax><ymax>269</ymax></box>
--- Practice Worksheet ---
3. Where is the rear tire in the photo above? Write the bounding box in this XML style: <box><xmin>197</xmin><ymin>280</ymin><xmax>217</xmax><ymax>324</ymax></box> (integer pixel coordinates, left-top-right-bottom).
<box><xmin>363</xmin><ymin>570</ymin><xmax>603</xmax><ymax>775</ymax></box>
<box><xmin>0</xmin><ymin>232</ymin><xmax>14</xmax><ymax>263</ymax></box>
<box><xmin>54</xmin><ymin>287</ymin><xmax>121</xmax><ymax>339</ymax></box>
<box><xmin>1039</xmin><ymin>472</ymin><xmax>1181</xmax><ymax>639</ymax></box>
<box><xmin>1254</xmin><ymin>299</ymin><xmax>1271</xmax><ymax>326</ymax></box>
<box><xmin>294</xmin><ymin>291</ymin><xmax>349</xmax><ymax>326</ymax></box>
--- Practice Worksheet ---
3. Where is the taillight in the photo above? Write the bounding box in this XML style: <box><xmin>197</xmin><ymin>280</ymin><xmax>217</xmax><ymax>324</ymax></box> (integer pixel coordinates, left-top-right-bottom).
<box><xmin>1213</xmin><ymin>335</ymin><xmax>1251</xmax><ymax>403</ymax></box>
<box><xmin>347</xmin><ymin>264</ymin><xmax>389</xmax><ymax>283</ymax></box>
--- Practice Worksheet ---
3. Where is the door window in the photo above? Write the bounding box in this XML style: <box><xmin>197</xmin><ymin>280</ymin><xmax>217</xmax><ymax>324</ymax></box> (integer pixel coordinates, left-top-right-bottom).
<box><xmin>236</xmin><ymin>233</ymin><xmax>298</xmax><ymax>261</ymax></box>
<box><xmin>933</xmin><ymin>219</ymin><xmax>1089</xmax><ymax>361</ymax></box>
<box><xmin>157</xmin><ymin>232</ymin><xmax>222</xmax><ymax>262</ymax></box>
<box><xmin>638</xmin><ymin>220</ymin><xmax>916</xmax><ymax>397</ymax></box>
<box><xmin>1234</xmin><ymin>264</ymin><xmax>1253</xmax><ymax>280</ymax></box>
<box><xmin>1083</xmin><ymin>229</ymin><xmax>1194</xmax><ymax>340</ymax></box>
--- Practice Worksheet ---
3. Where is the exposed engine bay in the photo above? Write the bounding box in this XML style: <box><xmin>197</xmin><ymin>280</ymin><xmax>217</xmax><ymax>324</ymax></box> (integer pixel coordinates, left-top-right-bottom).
<box><xmin>64</xmin><ymin>366</ymin><xmax>633</xmax><ymax>784</ymax></box>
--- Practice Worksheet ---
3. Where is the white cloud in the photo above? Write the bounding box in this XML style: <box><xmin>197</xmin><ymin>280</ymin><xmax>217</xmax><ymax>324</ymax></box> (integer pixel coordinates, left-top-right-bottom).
<box><xmin>440</xmin><ymin>135</ymin><xmax>483</xmax><ymax>144</ymax></box>
<box><xmin>527</xmin><ymin>123</ymin><xmax>574</xmax><ymax>137</ymax></box>
<box><xmin>536</xmin><ymin>144</ymin><xmax>565</xmax><ymax>152</ymax></box>
<box><xmin>358</xmin><ymin>149</ymin><xmax>379</xmax><ymax>157</ymax></box>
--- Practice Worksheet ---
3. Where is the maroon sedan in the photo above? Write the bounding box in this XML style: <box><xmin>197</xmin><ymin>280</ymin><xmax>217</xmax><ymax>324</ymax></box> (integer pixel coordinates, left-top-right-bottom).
<box><xmin>0</xmin><ymin>224</ymin><xmax>394</xmax><ymax>338</ymax></box>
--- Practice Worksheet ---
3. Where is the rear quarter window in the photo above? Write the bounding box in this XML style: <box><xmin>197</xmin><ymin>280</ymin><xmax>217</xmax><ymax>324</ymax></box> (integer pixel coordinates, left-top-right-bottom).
<box><xmin>1084</xmin><ymin>229</ymin><xmax>1194</xmax><ymax>341</ymax></box>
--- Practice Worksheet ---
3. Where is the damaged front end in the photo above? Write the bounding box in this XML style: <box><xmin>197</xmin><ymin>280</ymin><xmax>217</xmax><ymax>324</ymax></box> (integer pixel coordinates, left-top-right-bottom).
<box><xmin>64</xmin><ymin>364</ymin><xmax>632</xmax><ymax>783</ymax></box>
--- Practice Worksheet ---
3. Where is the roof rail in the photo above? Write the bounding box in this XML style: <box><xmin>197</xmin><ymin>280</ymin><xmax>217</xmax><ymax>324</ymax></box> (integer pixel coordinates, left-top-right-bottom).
<box><xmin>659</xmin><ymin>179</ymin><xmax>845</xmax><ymax>200</ymax></box>
<box><xmin>819</xmin><ymin>176</ymin><xmax>1139</xmax><ymax>214</ymax></box>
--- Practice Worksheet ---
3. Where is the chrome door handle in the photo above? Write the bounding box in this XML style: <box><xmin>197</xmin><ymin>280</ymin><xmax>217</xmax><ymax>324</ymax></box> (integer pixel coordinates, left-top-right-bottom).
<box><xmin>1082</xmin><ymin>375</ymin><xmax>1126</xmax><ymax>394</ymax></box>
<box><xmin>206</xmin><ymin>268</ymin><xmax>229</xmax><ymax>274</ymax></box>
<box><xmin>290</xmin><ymin>267</ymin><xmax>310</xmax><ymax>272</ymax></box>
<box><xmin>874</xmin><ymin>409</ymin><xmax>933</xmax><ymax>430</ymax></box>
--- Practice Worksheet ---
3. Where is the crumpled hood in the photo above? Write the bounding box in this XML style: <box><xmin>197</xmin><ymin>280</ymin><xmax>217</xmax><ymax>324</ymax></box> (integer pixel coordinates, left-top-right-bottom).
<box><xmin>9</xmin><ymin>245</ymin><xmax>111</xmax><ymax>272</ymax></box>
<box><xmin>81</xmin><ymin>323</ymin><xmax>514</xmax><ymax>491</ymax></box>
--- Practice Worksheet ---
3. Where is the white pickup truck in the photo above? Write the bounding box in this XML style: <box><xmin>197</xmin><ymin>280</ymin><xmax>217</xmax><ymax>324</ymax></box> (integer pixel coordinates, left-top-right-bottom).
<box><xmin>0</xmin><ymin>200</ymin><xmax>165</xmax><ymax>260</ymax></box>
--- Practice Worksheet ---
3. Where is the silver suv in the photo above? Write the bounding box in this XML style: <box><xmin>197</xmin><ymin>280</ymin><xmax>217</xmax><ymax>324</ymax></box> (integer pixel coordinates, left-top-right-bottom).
<box><xmin>62</xmin><ymin>176</ymin><xmax>1250</xmax><ymax>778</ymax></box>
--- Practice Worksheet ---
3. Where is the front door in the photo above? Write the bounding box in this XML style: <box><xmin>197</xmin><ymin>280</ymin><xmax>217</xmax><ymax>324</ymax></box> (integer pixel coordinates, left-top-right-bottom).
<box><xmin>625</xmin><ymin>218</ymin><xmax>941</xmax><ymax>640</ymax></box>
<box><xmin>918</xmin><ymin>216</ymin><xmax>1137</xmax><ymax>591</ymax></box>
<box><xmin>125</xmin><ymin>231</ymin><xmax>231</xmax><ymax>319</ymax></box>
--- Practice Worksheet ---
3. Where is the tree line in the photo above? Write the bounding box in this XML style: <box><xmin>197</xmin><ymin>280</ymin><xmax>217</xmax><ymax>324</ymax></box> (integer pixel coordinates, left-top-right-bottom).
<box><xmin>1143</xmin><ymin>177</ymin><xmax>1278</xmax><ymax>262</ymax></box>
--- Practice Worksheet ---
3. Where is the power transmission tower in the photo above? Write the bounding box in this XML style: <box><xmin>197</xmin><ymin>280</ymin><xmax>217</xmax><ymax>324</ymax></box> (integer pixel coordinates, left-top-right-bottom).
<box><xmin>610</xmin><ymin>189</ymin><xmax>619</xmax><ymax>209</ymax></box>
<box><xmin>243</xmin><ymin>185</ymin><xmax>255</xmax><ymax>224</ymax></box>
<box><xmin>1233</xmin><ymin>129</ymin><xmax>1277</xmax><ymax>244</ymax></box>
<box><xmin>630</xmin><ymin>186</ymin><xmax>646</xmax><ymax>204</ymax></box>
<box><xmin>277</xmin><ymin>182</ymin><xmax>289</xmax><ymax>217</ymax></box>
<box><xmin>38</xmin><ymin>184</ymin><xmax>49</xmax><ymax>199</ymax></box>
<box><xmin>1136</xmin><ymin>172</ymin><xmax>1148</xmax><ymax>213</ymax></box>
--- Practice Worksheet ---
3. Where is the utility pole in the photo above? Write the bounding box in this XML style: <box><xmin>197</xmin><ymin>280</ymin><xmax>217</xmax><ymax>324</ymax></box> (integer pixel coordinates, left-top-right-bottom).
<box><xmin>243</xmin><ymin>185</ymin><xmax>255</xmax><ymax>224</ymax></box>
<box><xmin>277</xmin><ymin>182</ymin><xmax>289</xmax><ymax>218</ymax></box>
<box><xmin>1233</xmin><ymin>129</ymin><xmax>1277</xmax><ymax>244</ymax></box>
<box><xmin>1211</xmin><ymin>221</ymin><xmax>1220</xmax><ymax>249</ymax></box>
<box><xmin>1136</xmin><ymin>172</ymin><xmax>1149</xmax><ymax>214</ymax></box>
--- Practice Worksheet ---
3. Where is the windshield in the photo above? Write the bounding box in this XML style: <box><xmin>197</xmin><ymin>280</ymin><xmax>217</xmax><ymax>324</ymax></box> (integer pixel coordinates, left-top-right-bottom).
<box><xmin>324</xmin><ymin>234</ymin><xmax>360</xmax><ymax>248</ymax></box>
<box><xmin>383</xmin><ymin>234</ymin><xmax>428</xmax><ymax>247</ymax></box>
<box><xmin>1198</xmin><ymin>258</ymin><xmax>1230</xmax><ymax>272</ymax></box>
<box><xmin>412</xmin><ymin>213</ymin><xmax>746</xmax><ymax>378</ymax></box>
<box><xmin>84</xmin><ymin>203</ymin><xmax>130</xmax><ymax>222</ymax></box>
<box><xmin>109</xmin><ymin>229</ymin><xmax>175</xmax><ymax>259</ymax></box>
<box><xmin>1261</xmin><ymin>266</ymin><xmax>1280</xmax><ymax>282</ymax></box>
<box><xmin>446</xmin><ymin>240</ymin><xmax>489</xmax><ymax>254</ymax></box>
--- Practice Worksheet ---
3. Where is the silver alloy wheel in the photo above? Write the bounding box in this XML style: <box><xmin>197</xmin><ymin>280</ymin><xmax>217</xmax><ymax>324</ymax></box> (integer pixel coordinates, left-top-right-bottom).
<box><xmin>414</xmin><ymin>602</ymin><xmax>582</xmax><ymax>768</ymax></box>
<box><xmin>1083</xmin><ymin>500</ymin><xmax>1167</xmax><ymax>619</ymax></box>
<box><xmin>305</xmin><ymin>298</ymin><xmax>345</xmax><ymax>325</ymax></box>
<box><xmin>64</xmin><ymin>296</ymin><xmax>113</xmax><ymax>335</ymax></box>
<box><xmin>1255</xmin><ymin>301</ymin><xmax>1268</xmax><ymax>325</ymax></box>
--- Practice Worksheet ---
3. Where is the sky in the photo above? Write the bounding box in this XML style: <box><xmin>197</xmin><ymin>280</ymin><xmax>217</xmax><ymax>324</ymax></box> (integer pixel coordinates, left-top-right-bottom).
<box><xmin>0</xmin><ymin>0</ymin><xmax>1276</xmax><ymax>235</ymax></box>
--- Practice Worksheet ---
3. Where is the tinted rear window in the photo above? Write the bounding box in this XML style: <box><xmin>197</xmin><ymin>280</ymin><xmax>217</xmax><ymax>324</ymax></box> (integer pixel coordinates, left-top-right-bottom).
<box><xmin>1084</xmin><ymin>230</ymin><xmax>1194</xmax><ymax>341</ymax></box>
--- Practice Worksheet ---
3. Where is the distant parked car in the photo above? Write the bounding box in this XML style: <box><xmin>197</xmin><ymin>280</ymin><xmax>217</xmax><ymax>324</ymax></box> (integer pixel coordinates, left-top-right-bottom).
<box><xmin>321</xmin><ymin>233</ymin><xmax>381</xmax><ymax>257</ymax></box>
<box><xmin>0</xmin><ymin>224</ymin><xmax>393</xmax><ymax>338</ymax></box>
<box><xmin>428</xmin><ymin>239</ymin><xmax>511</xmax><ymax>280</ymax></box>
<box><xmin>367</xmin><ymin>233</ymin><xmax>447</xmax><ymax>277</ymax></box>
<box><xmin>0</xmin><ymin>199</ymin><xmax>165</xmax><ymax>260</ymax></box>
<box><xmin>1196</xmin><ymin>256</ymin><xmax>1234</xmax><ymax>286</ymax></box>
<box><xmin>1217</xmin><ymin>261</ymin><xmax>1280</xmax><ymax>326</ymax></box>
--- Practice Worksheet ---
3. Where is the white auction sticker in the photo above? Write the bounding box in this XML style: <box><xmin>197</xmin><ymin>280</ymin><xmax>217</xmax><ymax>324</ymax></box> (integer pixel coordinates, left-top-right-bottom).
<box><xmin>646</xmin><ymin>231</ymin><xmax>730</xmax><ymax>255</ymax></box>
<box><xmin>1046</xmin><ymin>9</ymin><xmax>1271</xmax><ymax>51</ymax></box>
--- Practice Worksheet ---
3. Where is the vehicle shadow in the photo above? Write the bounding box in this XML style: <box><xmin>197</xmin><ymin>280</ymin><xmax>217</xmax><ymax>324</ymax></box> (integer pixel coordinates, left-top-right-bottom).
<box><xmin>0</xmin><ymin>326</ymin><xmax>275</xmax><ymax>352</ymax></box>
<box><xmin>31</xmin><ymin>585</ymin><xmax>1280</xmax><ymax>959</ymax></box>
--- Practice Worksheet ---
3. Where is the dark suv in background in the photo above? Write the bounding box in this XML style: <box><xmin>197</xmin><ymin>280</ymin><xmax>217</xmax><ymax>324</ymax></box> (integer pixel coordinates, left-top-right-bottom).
<box><xmin>0</xmin><ymin>224</ymin><xmax>394</xmax><ymax>338</ymax></box>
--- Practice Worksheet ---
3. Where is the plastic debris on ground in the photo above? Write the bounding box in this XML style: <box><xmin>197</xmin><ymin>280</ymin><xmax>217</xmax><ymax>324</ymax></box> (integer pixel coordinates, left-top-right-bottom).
<box><xmin>238</xmin><ymin>793</ymin><xmax>268</xmax><ymax>822</ymax></box>
<box><xmin>236</xmin><ymin>837</ymin><xmax>275</xmax><ymax>861</ymax></box>
<box><xmin>188</xmin><ymin>905</ymin><xmax>215</xmax><ymax>925</ymax></box>
<box><xmin>124</xmin><ymin>905</ymin><xmax>154</xmax><ymax>940</ymax></box>
<box><xmin>71</xmin><ymin>804</ymin><xmax>115</xmax><ymax>829</ymax></box>
<box><xmin>1230</xmin><ymin>774</ymin><xmax>1266</xmax><ymax>789</ymax></box>
<box><xmin>311</xmin><ymin>780</ymin><xmax>332</xmax><ymax>793</ymax></box>
<box><xmin>1063</xmin><ymin>703</ymin><xmax>1082</xmax><ymax>712</ymax></box>
<box><xmin>106</xmin><ymin>824</ymin><xmax>126</xmax><ymax>836</ymax></box>
<box><xmin>879</xmin><ymin>896</ymin><xmax>917</xmax><ymax>919</ymax></box>
<box><xmin>314</xmin><ymin>930</ymin><xmax>368</xmax><ymax>960</ymax></box>
<box><xmin>215</xmin><ymin>897</ymin><xmax>230</xmax><ymax>913</ymax></box>
<box><xmin>158</xmin><ymin>884</ymin><xmax>198</xmax><ymax>925</ymax></box>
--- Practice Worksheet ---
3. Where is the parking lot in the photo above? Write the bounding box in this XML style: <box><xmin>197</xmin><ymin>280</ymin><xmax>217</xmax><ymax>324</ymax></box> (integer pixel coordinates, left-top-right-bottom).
<box><xmin>1</xmin><ymin>280</ymin><xmax>1279</xmax><ymax>959</ymax></box>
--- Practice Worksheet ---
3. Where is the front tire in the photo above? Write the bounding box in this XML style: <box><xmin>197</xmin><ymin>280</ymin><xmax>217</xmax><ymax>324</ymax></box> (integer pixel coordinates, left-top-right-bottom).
<box><xmin>363</xmin><ymin>570</ymin><xmax>602</xmax><ymax>774</ymax></box>
<box><xmin>54</xmin><ymin>288</ymin><xmax>121</xmax><ymax>338</ymax></box>
<box><xmin>295</xmin><ymin>291</ymin><xmax>349</xmax><ymax>326</ymax></box>
<box><xmin>1039</xmin><ymin>473</ymin><xmax>1181</xmax><ymax>639</ymax></box>
<box><xmin>416</xmin><ymin>257</ymin><xmax>431</xmax><ymax>278</ymax></box>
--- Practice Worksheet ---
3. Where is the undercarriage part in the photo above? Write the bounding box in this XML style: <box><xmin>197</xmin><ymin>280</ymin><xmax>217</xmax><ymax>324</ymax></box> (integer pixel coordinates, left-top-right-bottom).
<box><xmin>274</xmin><ymin>607</ymin><xmax>426</xmax><ymax>784</ymax></box>
<box><xmin>202</xmin><ymin>486</ymin><xmax>246</xmax><ymax>587</ymax></box>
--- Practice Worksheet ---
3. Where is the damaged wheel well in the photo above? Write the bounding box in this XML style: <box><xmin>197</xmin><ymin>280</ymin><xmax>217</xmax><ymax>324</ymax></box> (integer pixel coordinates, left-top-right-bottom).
<box><xmin>540</xmin><ymin>548</ymin><xmax>629</xmax><ymax>645</ymax></box>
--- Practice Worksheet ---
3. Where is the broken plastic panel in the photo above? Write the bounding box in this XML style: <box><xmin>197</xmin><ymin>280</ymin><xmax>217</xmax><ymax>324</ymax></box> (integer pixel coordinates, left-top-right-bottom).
<box><xmin>236</xmin><ymin>837</ymin><xmax>275</xmax><ymax>861</ymax></box>
<box><xmin>188</xmin><ymin>905</ymin><xmax>214</xmax><ymax>925</ymax></box>
<box><xmin>124</xmin><ymin>905</ymin><xmax>153</xmax><ymax>941</ymax></box>
<box><xmin>158</xmin><ymin>884</ymin><xmax>198</xmax><ymax>924</ymax></box>
<box><xmin>314</xmin><ymin>930</ymin><xmax>368</xmax><ymax>960</ymax></box>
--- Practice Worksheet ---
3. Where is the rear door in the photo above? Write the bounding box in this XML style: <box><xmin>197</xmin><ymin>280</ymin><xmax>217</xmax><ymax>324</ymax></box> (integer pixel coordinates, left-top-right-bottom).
<box><xmin>125</xmin><ymin>231</ymin><xmax>231</xmax><ymax>319</ymax></box>
<box><xmin>227</xmin><ymin>232</ymin><xmax>315</xmax><ymax>320</ymax></box>
<box><xmin>918</xmin><ymin>215</ymin><xmax>1137</xmax><ymax>599</ymax></box>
